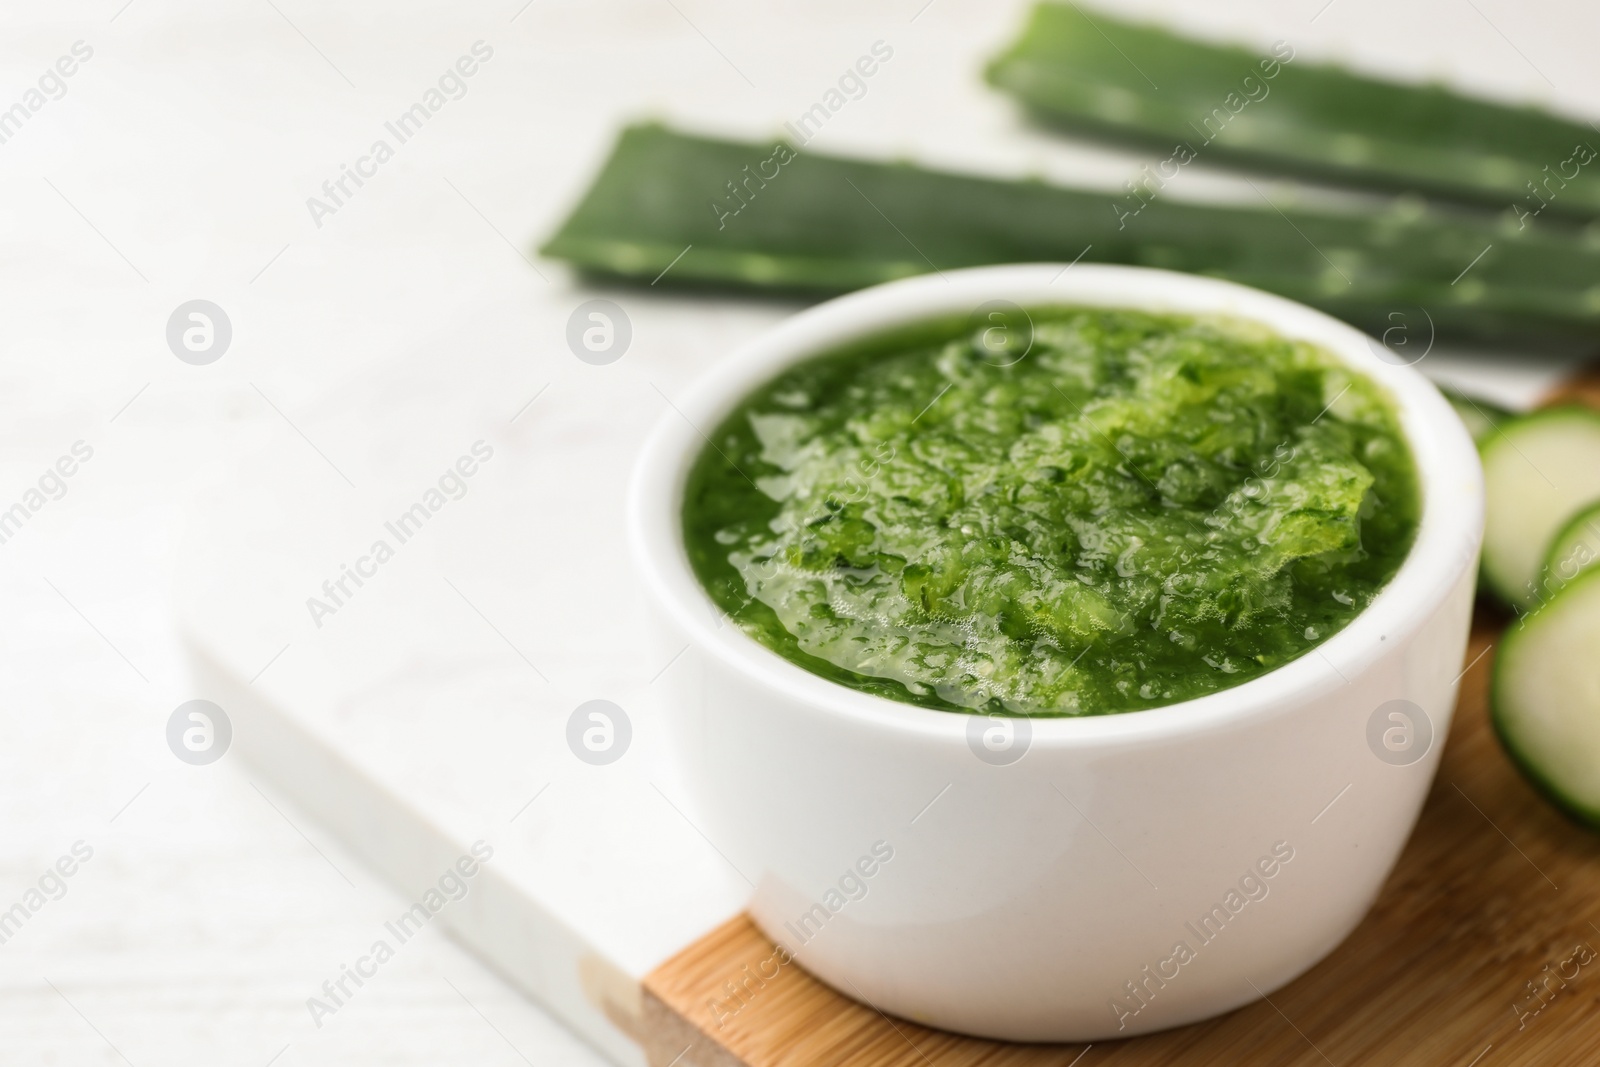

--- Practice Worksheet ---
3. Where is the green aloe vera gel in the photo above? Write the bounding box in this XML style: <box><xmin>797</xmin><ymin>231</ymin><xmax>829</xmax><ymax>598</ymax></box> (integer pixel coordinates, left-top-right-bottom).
<box><xmin>682</xmin><ymin>308</ymin><xmax>1419</xmax><ymax>717</ymax></box>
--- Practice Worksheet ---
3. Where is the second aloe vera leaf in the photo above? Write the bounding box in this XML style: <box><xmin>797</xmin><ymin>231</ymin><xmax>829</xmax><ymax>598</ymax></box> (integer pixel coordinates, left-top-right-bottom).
<box><xmin>540</xmin><ymin>124</ymin><xmax>1600</xmax><ymax>344</ymax></box>
<box><xmin>986</xmin><ymin>4</ymin><xmax>1600</xmax><ymax>222</ymax></box>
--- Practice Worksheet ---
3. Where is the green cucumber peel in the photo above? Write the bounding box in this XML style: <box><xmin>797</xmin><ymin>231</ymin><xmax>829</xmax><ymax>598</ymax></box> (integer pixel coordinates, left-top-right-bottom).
<box><xmin>1536</xmin><ymin>498</ymin><xmax>1600</xmax><ymax>605</ymax></box>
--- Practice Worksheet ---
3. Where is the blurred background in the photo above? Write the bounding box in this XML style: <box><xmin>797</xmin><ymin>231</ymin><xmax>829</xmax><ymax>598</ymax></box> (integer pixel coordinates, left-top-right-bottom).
<box><xmin>4</xmin><ymin>0</ymin><xmax>1598</xmax><ymax>1063</ymax></box>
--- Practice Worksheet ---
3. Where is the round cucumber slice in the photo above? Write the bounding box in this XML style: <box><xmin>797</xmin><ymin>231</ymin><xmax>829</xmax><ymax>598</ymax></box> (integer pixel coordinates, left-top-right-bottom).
<box><xmin>1492</xmin><ymin>566</ymin><xmax>1600</xmax><ymax>827</ymax></box>
<box><xmin>1537</xmin><ymin>500</ymin><xmax>1600</xmax><ymax>609</ymax></box>
<box><xmin>1440</xmin><ymin>386</ymin><xmax>1513</xmax><ymax>446</ymax></box>
<box><xmin>1480</xmin><ymin>407</ymin><xmax>1600</xmax><ymax>610</ymax></box>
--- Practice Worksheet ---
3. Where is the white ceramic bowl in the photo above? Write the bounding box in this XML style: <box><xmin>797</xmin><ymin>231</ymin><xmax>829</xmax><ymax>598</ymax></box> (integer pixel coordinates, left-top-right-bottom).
<box><xmin>628</xmin><ymin>265</ymin><xmax>1483</xmax><ymax>1042</ymax></box>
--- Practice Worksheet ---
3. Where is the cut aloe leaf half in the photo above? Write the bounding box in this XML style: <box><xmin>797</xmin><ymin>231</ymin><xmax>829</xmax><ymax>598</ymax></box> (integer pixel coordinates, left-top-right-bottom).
<box><xmin>541</xmin><ymin>125</ymin><xmax>1600</xmax><ymax>347</ymax></box>
<box><xmin>987</xmin><ymin>3</ymin><xmax>1600</xmax><ymax>220</ymax></box>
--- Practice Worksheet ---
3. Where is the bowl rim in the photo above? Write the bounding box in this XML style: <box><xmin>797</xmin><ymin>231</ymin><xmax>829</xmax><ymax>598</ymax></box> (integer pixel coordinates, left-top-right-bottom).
<box><xmin>627</xmin><ymin>263</ymin><xmax>1484</xmax><ymax>747</ymax></box>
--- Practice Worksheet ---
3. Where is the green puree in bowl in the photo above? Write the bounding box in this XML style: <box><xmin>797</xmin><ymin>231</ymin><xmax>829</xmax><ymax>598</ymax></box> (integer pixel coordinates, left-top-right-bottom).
<box><xmin>681</xmin><ymin>307</ymin><xmax>1420</xmax><ymax>717</ymax></box>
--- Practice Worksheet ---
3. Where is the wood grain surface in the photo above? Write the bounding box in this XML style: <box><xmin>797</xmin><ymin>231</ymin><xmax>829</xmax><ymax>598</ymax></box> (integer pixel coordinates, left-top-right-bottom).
<box><xmin>640</xmin><ymin>615</ymin><xmax>1600</xmax><ymax>1066</ymax></box>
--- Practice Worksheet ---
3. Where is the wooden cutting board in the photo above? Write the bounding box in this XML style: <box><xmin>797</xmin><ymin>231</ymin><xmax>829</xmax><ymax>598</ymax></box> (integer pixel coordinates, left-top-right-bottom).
<box><xmin>637</xmin><ymin>614</ymin><xmax>1600</xmax><ymax>1067</ymax></box>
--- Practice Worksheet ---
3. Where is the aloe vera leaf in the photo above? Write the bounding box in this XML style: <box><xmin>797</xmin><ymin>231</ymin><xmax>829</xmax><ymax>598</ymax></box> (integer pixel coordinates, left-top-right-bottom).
<box><xmin>539</xmin><ymin>124</ymin><xmax>1600</xmax><ymax>345</ymax></box>
<box><xmin>985</xmin><ymin>4</ymin><xmax>1600</xmax><ymax>222</ymax></box>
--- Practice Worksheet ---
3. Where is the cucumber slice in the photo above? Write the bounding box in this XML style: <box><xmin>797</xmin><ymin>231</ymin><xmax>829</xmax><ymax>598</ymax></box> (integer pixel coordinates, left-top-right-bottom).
<box><xmin>1536</xmin><ymin>500</ymin><xmax>1600</xmax><ymax>607</ymax></box>
<box><xmin>1480</xmin><ymin>407</ymin><xmax>1600</xmax><ymax>610</ymax></box>
<box><xmin>1439</xmin><ymin>387</ymin><xmax>1514</xmax><ymax>446</ymax></box>
<box><xmin>1492</xmin><ymin>567</ymin><xmax>1600</xmax><ymax>827</ymax></box>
